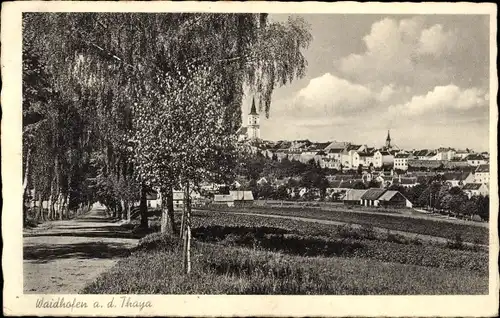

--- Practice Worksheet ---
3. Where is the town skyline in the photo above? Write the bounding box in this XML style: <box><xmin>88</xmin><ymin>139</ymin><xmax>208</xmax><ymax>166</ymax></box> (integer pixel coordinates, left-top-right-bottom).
<box><xmin>241</xmin><ymin>14</ymin><xmax>490</xmax><ymax>152</ymax></box>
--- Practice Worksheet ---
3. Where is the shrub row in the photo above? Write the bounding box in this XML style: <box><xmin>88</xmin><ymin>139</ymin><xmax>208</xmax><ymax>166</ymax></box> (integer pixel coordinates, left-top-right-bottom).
<box><xmin>200</xmin><ymin>206</ymin><xmax>489</xmax><ymax>244</ymax></box>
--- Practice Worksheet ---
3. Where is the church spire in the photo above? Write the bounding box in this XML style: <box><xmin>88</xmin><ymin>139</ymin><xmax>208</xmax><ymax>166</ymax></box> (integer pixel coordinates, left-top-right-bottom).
<box><xmin>386</xmin><ymin>130</ymin><xmax>391</xmax><ymax>148</ymax></box>
<box><xmin>249</xmin><ymin>97</ymin><xmax>258</xmax><ymax>115</ymax></box>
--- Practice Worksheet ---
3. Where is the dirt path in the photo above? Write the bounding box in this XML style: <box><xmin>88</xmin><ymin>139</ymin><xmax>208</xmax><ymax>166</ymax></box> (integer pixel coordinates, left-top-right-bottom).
<box><xmin>23</xmin><ymin>208</ymin><xmax>139</xmax><ymax>294</ymax></box>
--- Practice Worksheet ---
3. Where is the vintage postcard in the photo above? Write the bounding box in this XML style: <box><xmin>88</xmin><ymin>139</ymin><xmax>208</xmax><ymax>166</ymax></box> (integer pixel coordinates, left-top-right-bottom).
<box><xmin>2</xmin><ymin>1</ymin><xmax>499</xmax><ymax>317</ymax></box>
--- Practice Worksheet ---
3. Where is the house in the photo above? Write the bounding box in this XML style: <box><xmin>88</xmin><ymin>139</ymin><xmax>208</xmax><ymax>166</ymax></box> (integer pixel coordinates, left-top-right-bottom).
<box><xmin>230</xmin><ymin>190</ymin><xmax>255</xmax><ymax>207</ymax></box>
<box><xmin>257</xmin><ymin>177</ymin><xmax>269</xmax><ymax>186</ymax></box>
<box><xmin>360</xmin><ymin>188</ymin><xmax>387</xmax><ymax>207</ymax></box>
<box><xmin>394</xmin><ymin>153</ymin><xmax>410</xmax><ymax>170</ymax></box>
<box><xmin>423</xmin><ymin>151</ymin><xmax>439</xmax><ymax>160</ymax></box>
<box><xmin>454</xmin><ymin>149</ymin><xmax>472</xmax><ymax>160</ymax></box>
<box><xmin>373</xmin><ymin>150</ymin><xmax>394</xmax><ymax>168</ymax></box>
<box><xmin>343</xmin><ymin>189</ymin><xmax>368</xmax><ymax>205</ymax></box>
<box><xmin>326</xmin><ymin>148</ymin><xmax>343</xmax><ymax>161</ymax></box>
<box><xmin>341</xmin><ymin>144</ymin><xmax>366</xmax><ymax>169</ymax></box>
<box><xmin>412</xmin><ymin>149</ymin><xmax>430</xmax><ymax>160</ymax></box>
<box><xmin>272</xmin><ymin>177</ymin><xmax>291</xmax><ymax>188</ymax></box>
<box><xmin>462</xmin><ymin>183</ymin><xmax>489</xmax><ymax>198</ymax></box>
<box><xmin>357</xmin><ymin>151</ymin><xmax>375</xmax><ymax>167</ymax></box>
<box><xmin>213</xmin><ymin>194</ymin><xmax>235</xmax><ymax>207</ymax></box>
<box><xmin>474</xmin><ymin>164</ymin><xmax>489</xmax><ymax>184</ymax></box>
<box><xmin>391</xmin><ymin>177</ymin><xmax>419</xmax><ymax>188</ymax></box>
<box><xmin>377</xmin><ymin>190</ymin><xmax>413</xmax><ymax>208</ymax></box>
<box><xmin>172</xmin><ymin>190</ymin><xmax>202</xmax><ymax>209</ymax></box>
<box><xmin>436</xmin><ymin>148</ymin><xmax>456</xmax><ymax>161</ymax></box>
<box><xmin>466</xmin><ymin>154</ymin><xmax>487</xmax><ymax>166</ymax></box>
<box><xmin>298</xmin><ymin>187</ymin><xmax>308</xmax><ymax>197</ymax></box>
<box><xmin>320</xmin><ymin>157</ymin><xmax>341</xmax><ymax>170</ymax></box>
<box><xmin>324</xmin><ymin>140</ymin><xmax>349</xmax><ymax>151</ymax></box>
<box><xmin>172</xmin><ymin>191</ymin><xmax>184</xmax><ymax>209</ymax></box>
<box><xmin>146</xmin><ymin>191</ymin><xmax>160</xmax><ymax>209</ymax></box>
<box><xmin>442</xmin><ymin>172</ymin><xmax>474</xmax><ymax>187</ymax></box>
<box><xmin>232</xmin><ymin>180</ymin><xmax>242</xmax><ymax>189</ymax></box>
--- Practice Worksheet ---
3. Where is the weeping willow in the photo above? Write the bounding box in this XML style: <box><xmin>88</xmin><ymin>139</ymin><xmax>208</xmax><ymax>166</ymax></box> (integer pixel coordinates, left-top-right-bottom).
<box><xmin>22</xmin><ymin>12</ymin><xmax>312</xmax><ymax>223</ymax></box>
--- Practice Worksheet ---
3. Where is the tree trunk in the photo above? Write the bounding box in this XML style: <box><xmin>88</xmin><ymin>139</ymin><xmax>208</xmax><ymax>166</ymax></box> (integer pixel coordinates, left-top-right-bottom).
<box><xmin>22</xmin><ymin>148</ymin><xmax>32</xmax><ymax>226</ymax></box>
<box><xmin>183</xmin><ymin>182</ymin><xmax>192</xmax><ymax>274</ymax></box>
<box><xmin>37</xmin><ymin>194</ymin><xmax>43</xmax><ymax>221</ymax></box>
<box><xmin>66</xmin><ymin>193</ymin><xmax>71</xmax><ymax>218</ymax></box>
<box><xmin>48</xmin><ymin>192</ymin><xmax>54</xmax><ymax>220</ymax></box>
<box><xmin>161</xmin><ymin>187</ymin><xmax>176</xmax><ymax>235</ymax></box>
<box><xmin>57</xmin><ymin>192</ymin><xmax>63</xmax><ymax>220</ymax></box>
<box><xmin>140</xmin><ymin>183</ymin><xmax>148</xmax><ymax>228</ymax></box>
<box><xmin>127</xmin><ymin>201</ymin><xmax>131</xmax><ymax>221</ymax></box>
<box><xmin>120</xmin><ymin>199</ymin><xmax>126</xmax><ymax>220</ymax></box>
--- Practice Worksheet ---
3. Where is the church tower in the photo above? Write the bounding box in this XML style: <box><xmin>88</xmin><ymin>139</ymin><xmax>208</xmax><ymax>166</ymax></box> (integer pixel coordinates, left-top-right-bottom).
<box><xmin>385</xmin><ymin>130</ymin><xmax>391</xmax><ymax>149</ymax></box>
<box><xmin>247</xmin><ymin>98</ymin><xmax>260</xmax><ymax>140</ymax></box>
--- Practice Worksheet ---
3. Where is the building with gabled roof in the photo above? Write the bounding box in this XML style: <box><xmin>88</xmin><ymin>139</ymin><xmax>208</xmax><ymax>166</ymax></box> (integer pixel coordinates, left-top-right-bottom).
<box><xmin>442</xmin><ymin>172</ymin><xmax>474</xmax><ymax>187</ymax></box>
<box><xmin>474</xmin><ymin>164</ymin><xmax>490</xmax><ymax>184</ymax></box>
<box><xmin>213</xmin><ymin>194</ymin><xmax>234</xmax><ymax>206</ymax></box>
<box><xmin>462</xmin><ymin>183</ymin><xmax>489</xmax><ymax>198</ymax></box>
<box><xmin>394</xmin><ymin>153</ymin><xmax>411</xmax><ymax>170</ymax></box>
<box><xmin>360</xmin><ymin>188</ymin><xmax>387</xmax><ymax>207</ymax></box>
<box><xmin>325</xmin><ymin>140</ymin><xmax>349</xmax><ymax>151</ymax></box>
<box><xmin>466</xmin><ymin>153</ymin><xmax>487</xmax><ymax>166</ymax></box>
<box><xmin>343</xmin><ymin>189</ymin><xmax>368</xmax><ymax>205</ymax></box>
<box><xmin>391</xmin><ymin>177</ymin><xmax>419</xmax><ymax>188</ymax></box>
<box><xmin>373</xmin><ymin>150</ymin><xmax>394</xmax><ymax>168</ymax></box>
<box><xmin>377</xmin><ymin>190</ymin><xmax>413</xmax><ymax>208</ymax></box>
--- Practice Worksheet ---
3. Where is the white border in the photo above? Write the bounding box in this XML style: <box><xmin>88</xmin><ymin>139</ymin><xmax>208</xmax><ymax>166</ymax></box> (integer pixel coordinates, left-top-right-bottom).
<box><xmin>2</xmin><ymin>2</ymin><xmax>498</xmax><ymax>317</ymax></box>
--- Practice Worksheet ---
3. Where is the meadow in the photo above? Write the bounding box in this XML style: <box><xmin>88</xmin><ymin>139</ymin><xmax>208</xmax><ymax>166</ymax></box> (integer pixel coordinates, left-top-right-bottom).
<box><xmin>83</xmin><ymin>210</ymin><xmax>489</xmax><ymax>295</ymax></box>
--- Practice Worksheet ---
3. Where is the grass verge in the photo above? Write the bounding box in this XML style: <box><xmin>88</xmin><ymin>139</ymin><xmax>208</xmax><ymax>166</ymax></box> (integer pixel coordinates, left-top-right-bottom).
<box><xmin>82</xmin><ymin>233</ymin><xmax>488</xmax><ymax>295</ymax></box>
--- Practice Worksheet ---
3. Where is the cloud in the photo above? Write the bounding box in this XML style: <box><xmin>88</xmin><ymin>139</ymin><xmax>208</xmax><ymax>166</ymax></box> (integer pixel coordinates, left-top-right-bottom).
<box><xmin>337</xmin><ymin>17</ymin><xmax>459</xmax><ymax>89</ymax></box>
<box><xmin>388</xmin><ymin>84</ymin><xmax>489</xmax><ymax>117</ymax></box>
<box><xmin>290</xmin><ymin>73</ymin><xmax>376</xmax><ymax>116</ymax></box>
<box><xmin>417</xmin><ymin>24</ymin><xmax>458</xmax><ymax>57</ymax></box>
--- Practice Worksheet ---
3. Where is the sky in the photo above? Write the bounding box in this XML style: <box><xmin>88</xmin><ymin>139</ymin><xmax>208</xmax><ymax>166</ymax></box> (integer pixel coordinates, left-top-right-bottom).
<box><xmin>242</xmin><ymin>14</ymin><xmax>491</xmax><ymax>152</ymax></box>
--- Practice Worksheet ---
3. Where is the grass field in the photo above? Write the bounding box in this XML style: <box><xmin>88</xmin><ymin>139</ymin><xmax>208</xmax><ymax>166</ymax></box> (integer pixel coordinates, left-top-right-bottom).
<box><xmin>82</xmin><ymin>235</ymin><xmax>487</xmax><ymax>295</ymax></box>
<box><xmin>83</xmin><ymin>210</ymin><xmax>489</xmax><ymax>294</ymax></box>
<box><xmin>197</xmin><ymin>206</ymin><xmax>489</xmax><ymax>245</ymax></box>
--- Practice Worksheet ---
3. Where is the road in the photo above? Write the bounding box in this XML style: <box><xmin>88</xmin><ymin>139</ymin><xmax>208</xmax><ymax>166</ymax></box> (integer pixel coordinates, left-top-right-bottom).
<box><xmin>23</xmin><ymin>208</ymin><xmax>139</xmax><ymax>294</ymax></box>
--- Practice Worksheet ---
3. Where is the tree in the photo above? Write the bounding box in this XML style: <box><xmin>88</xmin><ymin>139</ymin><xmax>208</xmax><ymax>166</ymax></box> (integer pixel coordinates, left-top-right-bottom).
<box><xmin>461</xmin><ymin>201</ymin><xmax>478</xmax><ymax>219</ymax></box>
<box><xmin>353</xmin><ymin>181</ymin><xmax>366</xmax><ymax>189</ymax></box>
<box><xmin>274</xmin><ymin>185</ymin><xmax>289</xmax><ymax>200</ymax></box>
<box><xmin>368</xmin><ymin>179</ymin><xmax>381</xmax><ymax>188</ymax></box>
<box><xmin>405</xmin><ymin>183</ymin><xmax>426</xmax><ymax>204</ymax></box>
<box><xmin>24</xmin><ymin>13</ymin><xmax>312</xmax><ymax>274</ymax></box>
<box><xmin>476</xmin><ymin>195</ymin><xmax>489</xmax><ymax>221</ymax></box>
<box><xmin>357</xmin><ymin>164</ymin><xmax>363</xmax><ymax>175</ymax></box>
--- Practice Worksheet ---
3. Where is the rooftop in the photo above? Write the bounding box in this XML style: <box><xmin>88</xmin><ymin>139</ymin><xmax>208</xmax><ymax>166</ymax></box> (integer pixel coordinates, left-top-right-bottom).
<box><xmin>344</xmin><ymin>189</ymin><xmax>368</xmax><ymax>201</ymax></box>
<box><xmin>249</xmin><ymin>98</ymin><xmax>258</xmax><ymax>115</ymax></box>
<box><xmin>475</xmin><ymin>164</ymin><xmax>489</xmax><ymax>173</ymax></box>
<box><xmin>462</xmin><ymin>183</ymin><xmax>484</xmax><ymax>190</ymax></box>
<box><xmin>361</xmin><ymin>188</ymin><xmax>387</xmax><ymax>200</ymax></box>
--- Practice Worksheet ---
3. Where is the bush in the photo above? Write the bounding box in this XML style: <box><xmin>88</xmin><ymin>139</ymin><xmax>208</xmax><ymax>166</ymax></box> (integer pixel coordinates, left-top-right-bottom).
<box><xmin>136</xmin><ymin>233</ymin><xmax>182</xmax><ymax>252</ymax></box>
<box><xmin>359</xmin><ymin>224</ymin><xmax>376</xmax><ymax>240</ymax></box>
<box><xmin>446</xmin><ymin>233</ymin><xmax>465</xmax><ymax>250</ymax></box>
<box><xmin>337</xmin><ymin>223</ymin><xmax>362</xmax><ymax>239</ymax></box>
<box><xmin>386</xmin><ymin>230</ymin><xmax>408</xmax><ymax>244</ymax></box>
<box><xmin>24</xmin><ymin>217</ymin><xmax>39</xmax><ymax>228</ymax></box>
